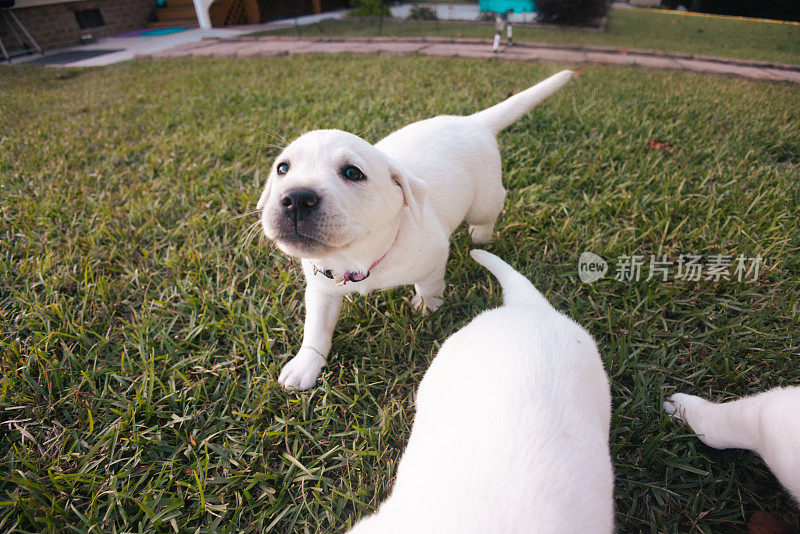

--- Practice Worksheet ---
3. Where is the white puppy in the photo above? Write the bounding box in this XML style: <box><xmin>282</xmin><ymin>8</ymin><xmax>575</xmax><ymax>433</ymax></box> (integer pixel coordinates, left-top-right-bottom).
<box><xmin>665</xmin><ymin>387</ymin><xmax>800</xmax><ymax>504</ymax></box>
<box><xmin>347</xmin><ymin>250</ymin><xmax>614</xmax><ymax>534</ymax></box>
<box><xmin>258</xmin><ymin>70</ymin><xmax>573</xmax><ymax>390</ymax></box>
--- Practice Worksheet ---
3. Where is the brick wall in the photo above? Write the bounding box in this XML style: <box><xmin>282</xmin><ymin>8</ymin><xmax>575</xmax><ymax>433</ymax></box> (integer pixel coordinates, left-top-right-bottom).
<box><xmin>0</xmin><ymin>0</ymin><xmax>156</xmax><ymax>52</ymax></box>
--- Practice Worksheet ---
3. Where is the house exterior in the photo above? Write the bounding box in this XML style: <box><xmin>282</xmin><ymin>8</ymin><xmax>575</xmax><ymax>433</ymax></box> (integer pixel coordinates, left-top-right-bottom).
<box><xmin>1</xmin><ymin>0</ymin><xmax>156</xmax><ymax>51</ymax></box>
<box><xmin>1</xmin><ymin>0</ymin><xmax>350</xmax><ymax>54</ymax></box>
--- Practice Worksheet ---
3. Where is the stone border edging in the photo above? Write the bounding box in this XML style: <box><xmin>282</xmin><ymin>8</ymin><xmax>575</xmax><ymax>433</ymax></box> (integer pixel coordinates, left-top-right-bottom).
<box><xmin>250</xmin><ymin>35</ymin><xmax>800</xmax><ymax>72</ymax></box>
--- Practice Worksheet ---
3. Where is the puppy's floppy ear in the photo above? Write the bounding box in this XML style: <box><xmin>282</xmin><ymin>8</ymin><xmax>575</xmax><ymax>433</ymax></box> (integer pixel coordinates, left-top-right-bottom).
<box><xmin>387</xmin><ymin>158</ymin><xmax>427</xmax><ymax>228</ymax></box>
<box><xmin>256</xmin><ymin>175</ymin><xmax>272</xmax><ymax>211</ymax></box>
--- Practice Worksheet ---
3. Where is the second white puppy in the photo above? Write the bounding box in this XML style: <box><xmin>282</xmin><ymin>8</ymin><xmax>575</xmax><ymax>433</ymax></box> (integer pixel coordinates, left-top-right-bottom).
<box><xmin>258</xmin><ymin>71</ymin><xmax>573</xmax><ymax>390</ymax></box>
<box><xmin>347</xmin><ymin>250</ymin><xmax>615</xmax><ymax>534</ymax></box>
<box><xmin>665</xmin><ymin>387</ymin><xmax>800</xmax><ymax>504</ymax></box>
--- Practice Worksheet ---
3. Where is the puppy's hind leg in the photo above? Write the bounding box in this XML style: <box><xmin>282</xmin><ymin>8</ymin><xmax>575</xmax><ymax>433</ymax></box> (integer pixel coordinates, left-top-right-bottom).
<box><xmin>411</xmin><ymin>262</ymin><xmax>447</xmax><ymax>315</ymax></box>
<box><xmin>466</xmin><ymin>177</ymin><xmax>506</xmax><ymax>245</ymax></box>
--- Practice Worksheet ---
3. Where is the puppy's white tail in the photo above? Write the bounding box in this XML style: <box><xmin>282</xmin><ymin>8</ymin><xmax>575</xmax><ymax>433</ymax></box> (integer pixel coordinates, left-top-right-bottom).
<box><xmin>470</xmin><ymin>249</ymin><xmax>550</xmax><ymax>308</ymax></box>
<box><xmin>470</xmin><ymin>70</ymin><xmax>573</xmax><ymax>135</ymax></box>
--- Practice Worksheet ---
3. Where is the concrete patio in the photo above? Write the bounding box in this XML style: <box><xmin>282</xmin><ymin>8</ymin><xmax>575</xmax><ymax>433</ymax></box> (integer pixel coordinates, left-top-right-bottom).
<box><xmin>3</xmin><ymin>8</ymin><xmax>350</xmax><ymax>67</ymax></box>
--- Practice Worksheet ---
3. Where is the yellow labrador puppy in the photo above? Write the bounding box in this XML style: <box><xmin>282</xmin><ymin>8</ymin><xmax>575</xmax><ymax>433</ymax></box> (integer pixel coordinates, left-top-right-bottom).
<box><xmin>258</xmin><ymin>71</ymin><xmax>573</xmax><ymax>390</ymax></box>
<box><xmin>348</xmin><ymin>251</ymin><xmax>614</xmax><ymax>533</ymax></box>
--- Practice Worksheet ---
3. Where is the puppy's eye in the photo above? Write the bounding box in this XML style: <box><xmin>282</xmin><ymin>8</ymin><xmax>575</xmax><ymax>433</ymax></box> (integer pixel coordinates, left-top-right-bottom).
<box><xmin>276</xmin><ymin>162</ymin><xmax>290</xmax><ymax>175</ymax></box>
<box><xmin>342</xmin><ymin>165</ymin><xmax>365</xmax><ymax>182</ymax></box>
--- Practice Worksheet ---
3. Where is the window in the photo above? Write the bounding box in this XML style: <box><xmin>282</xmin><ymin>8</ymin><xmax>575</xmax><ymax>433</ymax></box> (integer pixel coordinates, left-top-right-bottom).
<box><xmin>74</xmin><ymin>9</ymin><xmax>105</xmax><ymax>29</ymax></box>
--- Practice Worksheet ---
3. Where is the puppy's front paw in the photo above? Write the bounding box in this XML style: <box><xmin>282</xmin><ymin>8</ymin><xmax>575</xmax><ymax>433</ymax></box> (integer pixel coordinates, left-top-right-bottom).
<box><xmin>278</xmin><ymin>348</ymin><xmax>326</xmax><ymax>391</ymax></box>
<box><xmin>411</xmin><ymin>293</ymin><xmax>443</xmax><ymax>316</ymax></box>
<box><xmin>663</xmin><ymin>393</ymin><xmax>702</xmax><ymax>421</ymax></box>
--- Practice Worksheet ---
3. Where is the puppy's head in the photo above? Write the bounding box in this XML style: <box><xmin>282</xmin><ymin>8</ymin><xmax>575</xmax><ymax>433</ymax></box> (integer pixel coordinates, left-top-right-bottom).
<box><xmin>258</xmin><ymin>129</ymin><xmax>425</xmax><ymax>258</ymax></box>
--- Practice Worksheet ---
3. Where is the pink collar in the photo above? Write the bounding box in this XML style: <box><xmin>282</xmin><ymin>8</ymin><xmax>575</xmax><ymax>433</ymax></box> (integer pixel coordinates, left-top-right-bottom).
<box><xmin>313</xmin><ymin>227</ymin><xmax>400</xmax><ymax>286</ymax></box>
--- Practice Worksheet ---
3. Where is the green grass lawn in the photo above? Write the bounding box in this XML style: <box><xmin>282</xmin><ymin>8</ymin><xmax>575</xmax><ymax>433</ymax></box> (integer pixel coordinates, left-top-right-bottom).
<box><xmin>257</xmin><ymin>7</ymin><xmax>800</xmax><ymax>65</ymax></box>
<box><xmin>1</xmin><ymin>55</ymin><xmax>799</xmax><ymax>533</ymax></box>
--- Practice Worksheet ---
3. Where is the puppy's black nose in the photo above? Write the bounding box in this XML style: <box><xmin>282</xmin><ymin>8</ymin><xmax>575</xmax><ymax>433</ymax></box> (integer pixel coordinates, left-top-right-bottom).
<box><xmin>281</xmin><ymin>188</ymin><xmax>320</xmax><ymax>219</ymax></box>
